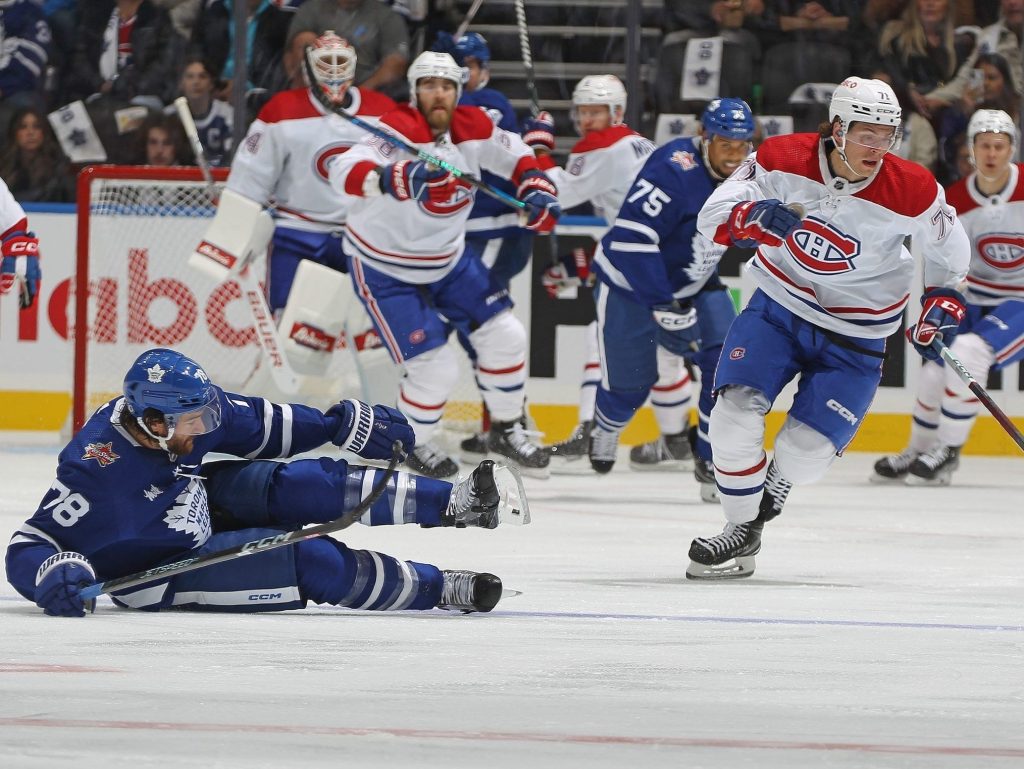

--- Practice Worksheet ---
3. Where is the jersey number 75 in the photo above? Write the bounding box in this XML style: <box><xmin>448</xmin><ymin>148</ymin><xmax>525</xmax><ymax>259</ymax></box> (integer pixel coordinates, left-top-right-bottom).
<box><xmin>627</xmin><ymin>178</ymin><xmax>672</xmax><ymax>217</ymax></box>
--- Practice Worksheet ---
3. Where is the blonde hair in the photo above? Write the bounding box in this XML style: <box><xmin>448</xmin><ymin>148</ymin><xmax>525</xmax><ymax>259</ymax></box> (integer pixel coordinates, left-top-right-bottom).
<box><xmin>878</xmin><ymin>1</ymin><xmax>956</xmax><ymax>80</ymax></box>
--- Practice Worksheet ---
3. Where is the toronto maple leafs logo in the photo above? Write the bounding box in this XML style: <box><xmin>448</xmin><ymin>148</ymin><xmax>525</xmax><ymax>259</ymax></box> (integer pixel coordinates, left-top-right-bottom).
<box><xmin>143</xmin><ymin>484</ymin><xmax>163</xmax><ymax>501</ymax></box>
<box><xmin>83</xmin><ymin>442</ymin><xmax>119</xmax><ymax>467</ymax></box>
<box><xmin>163</xmin><ymin>479</ymin><xmax>212</xmax><ymax>547</ymax></box>
<box><xmin>146</xmin><ymin>363</ymin><xmax>167</xmax><ymax>383</ymax></box>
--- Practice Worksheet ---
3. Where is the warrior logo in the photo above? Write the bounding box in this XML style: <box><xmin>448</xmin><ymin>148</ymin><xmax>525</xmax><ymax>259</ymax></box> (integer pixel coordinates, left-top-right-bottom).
<box><xmin>977</xmin><ymin>234</ymin><xmax>1024</xmax><ymax>270</ymax></box>
<box><xmin>83</xmin><ymin>442</ymin><xmax>120</xmax><ymax>466</ymax></box>
<box><xmin>785</xmin><ymin>217</ymin><xmax>860</xmax><ymax>275</ymax></box>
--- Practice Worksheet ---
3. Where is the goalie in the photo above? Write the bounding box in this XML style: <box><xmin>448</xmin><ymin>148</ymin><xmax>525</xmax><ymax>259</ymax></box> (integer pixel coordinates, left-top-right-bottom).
<box><xmin>5</xmin><ymin>348</ymin><xmax>529</xmax><ymax>617</ymax></box>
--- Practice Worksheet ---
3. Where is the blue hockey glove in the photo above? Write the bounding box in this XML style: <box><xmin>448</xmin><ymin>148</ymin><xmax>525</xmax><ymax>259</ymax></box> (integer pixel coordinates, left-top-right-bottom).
<box><xmin>653</xmin><ymin>301</ymin><xmax>701</xmax><ymax>355</ymax></box>
<box><xmin>517</xmin><ymin>170</ymin><xmax>560</xmax><ymax>233</ymax></box>
<box><xmin>907</xmin><ymin>287</ymin><xmax>967</xmax><ymax>361</ymax></box>
<box><xmin>328</xmin><ymin>399</ymin><xmax>415</xmax><ymax>459</ymax></box>
<box><xmin>1</xmin><ymin>229</ymin><xmax>41</xmax><ymax>308</ymax></box>
<box><xmin>35</xmin><ymin>552</ymin><xmax>96</xmax><ymax>617</ymax></box>
<box><xmin>727</xmin><ymin>199</ymin><xmax>801</xmax><ymax>248</ymax></box>
<box><xmin>522</xmin><ymin>111</ymin><xmax>556</xmax><ymax>152</ymax></box>
<box><xmin>380</xmin><ymin>160</ymin><xmax>457</xmax><ymax>204</ymax></box>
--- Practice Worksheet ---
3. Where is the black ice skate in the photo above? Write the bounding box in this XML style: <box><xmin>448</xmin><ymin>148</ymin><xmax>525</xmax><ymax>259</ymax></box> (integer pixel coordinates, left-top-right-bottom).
<box><xmin>870</xmin><ymin>447</ymin><xmax>921</xmax><ymax>483</ymax></box>
<box><xmin>438</xmin><ymin>570</ymin><xmax>503</xmax><ymax>613</ymax></box>
<box><xmin>629</xmin><ymin>430</ymin><xmax>694</xmax><ymax>472</ymax></box>
<box><xmin>905</xmin><ymin>444</ymin><xmax>961</xmax><ymax>486</ymax></box>
<box><xmin>588</xmin><ymin>425</ymin><xmax>621</xmax><ymax>474</ymax></box>
<box><xmin>405</xmin><ymin>442</ymin><xmax>460</xmax><ymax>480</ymax></box>
<box><xmin>693</xmin><ymin>457</ymin><xmax>719</xmax><ymax>503</ymax></box>
<box><xmin>545</xmin><ymin>421</ymin><xmax>591</xmax><ymax>474</ymax></box>
<box><xmin>442</xmin><ymin>460</ymin><xmax>500</xmax><ymax>528</ymax></box>
<box><xmin>460</xmin><ymin>432</ymin><xmax>489</xmax><ymax>457</ymax></box>
<box><xmin>487</xmin><ymin>419</ymin><xmax>550</xmax><ymax>479</ymax></box>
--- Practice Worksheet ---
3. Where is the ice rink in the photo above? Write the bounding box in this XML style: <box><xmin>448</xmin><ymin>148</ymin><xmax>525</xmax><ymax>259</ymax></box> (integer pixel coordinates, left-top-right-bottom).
<box><xmin>1</xmin><ymin>441</ymin><xmax>1022</xmax><ymax>769</ymax></box>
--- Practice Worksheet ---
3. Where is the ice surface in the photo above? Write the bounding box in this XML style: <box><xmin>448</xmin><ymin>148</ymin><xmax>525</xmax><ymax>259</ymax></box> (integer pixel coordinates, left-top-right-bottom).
<box><xmin>1</xmin><ymin>444</ymin><xmax>1022</xmax><ymax>768</ymax></box>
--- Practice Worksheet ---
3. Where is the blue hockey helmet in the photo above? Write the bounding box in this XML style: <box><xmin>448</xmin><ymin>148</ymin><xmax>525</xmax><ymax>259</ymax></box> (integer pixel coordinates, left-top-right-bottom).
<box><xmin>454</xmin><ymin>33</ymin><xmax>491</xmax><ymax>67</ymax></box>
<box><xmin>701</xmin><ymin>98</ymin><xmax>755</xmax><ymax>141</ymax></box>
<box><xmin>123</xmin><ymin>348</ymin><xmax>222</xmax><ymax>438</ymax></box>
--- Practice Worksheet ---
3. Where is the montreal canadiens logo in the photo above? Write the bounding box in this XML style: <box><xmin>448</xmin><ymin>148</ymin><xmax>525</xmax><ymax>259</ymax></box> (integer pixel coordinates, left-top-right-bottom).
<box><xmin>420</xmin><ymin>177</ymin><xmax>473</xmax><ymax>216</ymax></box>
<box><xmin>785</xmin><ymin>216</ymin><xmax>860</xmax><ymax>275</ymax></box>
<box><xmin>314</xmin><ymin>143</ymin><xmax>354</xmax><ymax>181</ymax></box>
<box><xmin>977</xmin><ymin>234</ymin><xmax>1024</xmax><ymax>270</ymax></box>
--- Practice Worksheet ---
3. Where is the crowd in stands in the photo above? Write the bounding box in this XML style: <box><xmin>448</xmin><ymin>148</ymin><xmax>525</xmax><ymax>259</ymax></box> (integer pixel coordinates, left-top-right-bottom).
<box><xmin>0</xmin><ymin>0</ymin><xmax>1020</xmax><ymax>202</ymax></box>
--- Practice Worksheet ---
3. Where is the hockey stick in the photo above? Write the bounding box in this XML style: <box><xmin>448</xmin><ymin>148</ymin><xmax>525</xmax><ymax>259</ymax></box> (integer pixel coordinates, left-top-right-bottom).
<box><xmin>80</xmin><ymin>442</ymin><xmax>406</xmax><ymax>600</ymax></box>
<box><xmin>454</xmin><ymin>0</ymin><xmax>486</xmax><ymax>39</ymax></box>
<box><xmin>175</xmin><ymin>98</ymin><xmax>301</xmax><ymax>394</ymax></box>
<box><xmin>932</xmin><ymin>338</ymin><xmax>1024</xmax><ymax>452</ymax></box>
<box><xmin>301</xmin><ymin>49</ymin><xmax>526</xmax><ymax>213</ymax></box>
<box><xmin>513</xmin><ymin>0</ymin><xmax>540</xmax><ymax>117</ymax></box>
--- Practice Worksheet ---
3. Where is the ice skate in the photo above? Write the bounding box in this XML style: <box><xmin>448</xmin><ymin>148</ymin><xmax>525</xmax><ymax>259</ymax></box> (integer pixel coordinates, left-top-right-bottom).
<box><xmin>441</xmin><ymin>460</ymin><xmax>531</xmax><ymax>528</ymax></box>
<box><xmin>487</xmin><ymin>420</ymin><xmax>550</xmax><ymax>479</ymax></box>
<box><xmin>694</xmin><ymin>457</ymin><xmax>719</xmax><ymax>503</ymax></box>
<box><xmin>405</xmin><ymin>442</ymin><xmax>460</xmax><ymax>480</ymax></box>
<box><xmin>629</xmin><ymin>430</ymin><xmax>694</xmax><ymax>472</ymax></box>
<box><xmin>905</xmin><ymin>444</ymin><xmax>960</xmax><ymax>486</ymax></box>
<box><xmin>686</xmin><ymin>516</ymin><xmax>764</xmax><ymax>580</ymax></box>
<box><xmin>459</xmin><ymin>432</ymin><xmax>489</xmax><ymax>457</ymax></box>
<box><xmin>438</xmin><ymin>570</ymin><xmax>503</xmax><ymax>613</ymax></box>
<box><xmin>870</xmin><ymin>447</ymin><xmax>921</xmax><ymax>483</ymax></box>
<box><xmin>545</xmin><ymin>421</ymin><xmax>592</xmax><ymax>474</ymax></box>
<box><xmin>588</xmin><ymin>425</ymin><xmax>621</xmax><ymax>474</ymax></box>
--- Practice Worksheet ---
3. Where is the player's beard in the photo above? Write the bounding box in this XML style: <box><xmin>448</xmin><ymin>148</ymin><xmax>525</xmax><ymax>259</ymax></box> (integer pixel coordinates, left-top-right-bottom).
<box><xmin>426</xmin><ymin>103</ymin><xmax>454</xmax><ymax>134</ymax></box>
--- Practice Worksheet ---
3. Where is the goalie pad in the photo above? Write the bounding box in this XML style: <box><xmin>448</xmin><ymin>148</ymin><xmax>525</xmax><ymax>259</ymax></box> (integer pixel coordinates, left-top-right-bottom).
<box><xmin>278</xmin><ymin>260</ymin><xmax>351</xmax><ymax>377</ymax></box>
<box><xmin>190</xmin><ymin>189</ymin><xmax>274</xmax><ymax>281</ymax></box>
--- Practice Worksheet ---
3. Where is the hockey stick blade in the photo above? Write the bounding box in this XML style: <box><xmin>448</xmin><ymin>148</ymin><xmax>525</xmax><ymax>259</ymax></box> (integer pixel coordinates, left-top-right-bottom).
<box><xmin>80</xmin><ymin>442</ymin><xmax>407</xmax><ymax>600</ymax></box>
<box><xmin>492</xmin><ymin>462</ymin><xmax>531</xmax><ymax>525</ymax></box>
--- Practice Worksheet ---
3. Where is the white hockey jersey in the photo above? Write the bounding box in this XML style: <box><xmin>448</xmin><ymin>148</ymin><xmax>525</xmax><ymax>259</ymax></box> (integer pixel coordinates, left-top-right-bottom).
<box><xmin>698</xmin><ymin>133</ymin><xmax>970</xmax><ymax>339</ymax></box>
<box><xmin>226</xmin><ymin>87</ymin><xmax>395</xmax><ymax>234</ymax></box>
<box><xmin>945</xmin><ymin>163</ymin><xmax>1024</xmax><ymax>305</ymax></box>
<box><xmin>540</xmin><ymin>125</ymin><xmax>655</xmax><ymax>230</ymax></box>
<box><xmin>331</xmin><ymin>104</ymin><xmax>543</xmax><ymax>284</ymax></box>
<box><xmin>0</xmin><ymin>177</ymin><xmax>27</xmax><ymax>235</ymax></box>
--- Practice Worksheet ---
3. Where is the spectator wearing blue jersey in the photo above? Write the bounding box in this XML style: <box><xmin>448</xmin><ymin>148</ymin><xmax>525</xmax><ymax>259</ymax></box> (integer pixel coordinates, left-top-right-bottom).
<box><xmin>588</xmin><ymin>98</ymin><xmax>755</xmax><ymax>494</ymax></box>
<box><xmin>5</xmin><ymin>348</ymin><xmax>518</xmax><ymax>618</ymax></box>
<box><xmin>165</xmin><ymin>56</ymin><xmax>233</xmax><ymax>166</ymax></box>
<box><xmin>0</xmin><ymin>0</ymin><xmax>51</xmax><ymax>150</ymax></box>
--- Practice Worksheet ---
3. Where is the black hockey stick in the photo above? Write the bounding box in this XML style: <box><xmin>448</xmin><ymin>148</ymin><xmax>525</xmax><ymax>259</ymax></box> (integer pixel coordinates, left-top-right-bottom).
<box><xmin>513</xmin><ymin>0</ymin><xmax>540</xmax><ymax>117</ymax></box>
<box><xmin>80</xmin><ymin>442</ymin><xmax>406</xmax><ymax>600</ymax></box>
<box><xmin>455</xmin><ymin>0</ymin><xmax>486</xmax><ymax>39</ymax></box>
<box><xmin>302</xmin><ymin>49</ymin><xmax>526</xmax><ymax>213</ymax></box>
<box><xmin>932</xmin><ymin>339</ymin><xmax>1024</xmax><ymax>452</ymax></box>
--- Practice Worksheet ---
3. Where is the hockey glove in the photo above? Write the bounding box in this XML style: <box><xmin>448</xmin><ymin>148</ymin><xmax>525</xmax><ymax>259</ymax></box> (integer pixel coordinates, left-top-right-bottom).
<box><xmin>727</xmin><ymin>199</ymin><xmax>802</xmax><ymax>249</ymax></box>
<box><xmin>328</xmin><ymin>399</ymin><xmax>415</xmax><ymax>459</ymax></box>
<box><xmin>542</xmin><ymin>246</ymin><xmax>595</xmax><ymax>298</ymax></box>
<box><xmin>517</xmin><ymin>170</ymin><xmax>560</xmax><ymax>233</ymax></box>
<box><xmin>653</xmin><ymin>301</ymin><xmax>701</xmax><ymax>355</ymax></box>
<box><xmin>907</xmin><ymin>287</ymin><xmax>967</xmax><ymax>361</ymax></box>
<box><xmin>380</xmin><ymin>160</ymin><xmax>457</xmax><ymax>204</ymax></box>
<box><xmin>35</xmin><ymin>551</ymin><xmax>96</xmax><ymax>617</ymax></box>
<box><xmin>1</xmin><ymin>228</ymin><xmax>41</xmax><ymax>308</ymax></box>
<box><xmin>522</xmin><ymin>111</ymin><xmax>556</xmax><ymax>152</ymax></box>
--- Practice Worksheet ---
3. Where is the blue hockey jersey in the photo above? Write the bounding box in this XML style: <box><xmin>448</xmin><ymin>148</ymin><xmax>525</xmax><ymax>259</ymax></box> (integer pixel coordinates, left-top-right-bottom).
<box><xmin>594</xmin><ymin>136</ymin><xmax>726</xmax><ymax>308</ymax></box>
<box><xmin>460</xmin><ymin>87</ymin><xmax>523</xmax><ymax>240</ymax></box>
<box><xmin>0</xmin><ymin>0</ymin><xmax>51</xmax><ymax>96</ymax></box>
<box><xmin>5</xmin><ymin>389</ymin><xmax>341</xmax><ymax>601</ymax></box>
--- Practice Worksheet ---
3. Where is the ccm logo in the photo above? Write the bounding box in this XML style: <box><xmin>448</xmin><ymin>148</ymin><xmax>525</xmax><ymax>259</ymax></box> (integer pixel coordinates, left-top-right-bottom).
<box><xmin>827</xmin><ymin>398</ymin><xmax>858</xmax><ymax>425</ymax></box>
<box><xmin>248</xmin><ymin>593</ymin><xmax>284</xmax><ymax>601</ymax></box>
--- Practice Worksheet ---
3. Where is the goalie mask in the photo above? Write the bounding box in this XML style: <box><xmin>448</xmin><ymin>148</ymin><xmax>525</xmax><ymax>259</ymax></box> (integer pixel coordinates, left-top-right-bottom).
<box><xmin>571</xmin><ymin>75</ymin><xmax>627</xmax><ymax>132</ymax></box>
<box><xmin>307</xmin><ymin>31</ymin><xmax>357</xmax><ymax>104</ymax></box>
<box><xmin>123</xmin><ymin>348</ymin><xmax>222</xmax><ymax>448</ymax></box>
<box><xmin>967</xmin><ymin>108</ymin><xmax>1017</xmax><ymax>170</ymax></box>
<box><xmin>408</xmin><ymin>51</ymin><xmax>464</xmax><ymax>109</ymax></box>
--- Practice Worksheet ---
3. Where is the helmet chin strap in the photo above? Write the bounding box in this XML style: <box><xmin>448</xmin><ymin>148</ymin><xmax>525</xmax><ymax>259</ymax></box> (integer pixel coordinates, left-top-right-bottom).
<box><xmin>834</xmin><ymin>128</ymin><xmax>865</xmax><ymax>179</ymax></box>
<box><xmin>699</xmin><ymin>136</ymin><xmax>726</xmax><ymax>182</ymax></box>
<box><xmin>136</xmin><ymin>417</ymin><xmax>175</xmax><ymax>453</ymax></box>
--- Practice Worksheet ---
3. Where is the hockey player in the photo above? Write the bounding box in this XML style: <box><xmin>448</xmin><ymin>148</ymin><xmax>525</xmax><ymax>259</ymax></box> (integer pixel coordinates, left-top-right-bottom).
<box><xmin>515</xmin><ymin>75</ymin><xmax>666</xmax><ymax>472</ymax></box>
<box><xmin>329</xmin><ymin>51</ymin><xmax>561</xmax><ymax>480</ymax></box>
<box><xmin>688</xmin><ymin>77</ymin><xmax>970</xmax><ymax>580</ymax></box>
<box><xmin>873</xmin><ymin>109</ymin><xmax>1024</xmax><ymax>486</ymax></box>
<box><xmin>5</xmin><ymin>348</ymin><xmax>522</xmax><ymax>617</ymax></box>
<box><xmin>587</xmin><ymin>99</ymin><xmax>756</xmax><ymax>493</ymax></box>
<box><xmin>0</xmin><ymin>175</ymin><xmax>41</xmax><ymax>309</ymax></box>
<box><xmin>221</xmin><ymin>31</ymin><xmax>395</xmax><ymax>314</ymax></box>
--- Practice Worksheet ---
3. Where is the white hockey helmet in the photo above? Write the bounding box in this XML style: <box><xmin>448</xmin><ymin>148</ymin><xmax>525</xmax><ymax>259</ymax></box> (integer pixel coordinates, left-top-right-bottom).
<box><xmin>967</xmin><ymin>108</ymin><xmax>1017</xmax><ymax>166</ymax></box>
<box><xmin>571</xmin><ymin>74</ymin><xmax>627</xmax><ymax>128</ymax></box>
<box><xmin>307</xmin><ymin>31</ymin><xmax>356</xmax><ymax>103</ymax></box>
<box><xmin>408</xmin><ymin>51</ymin><xmax>464</xmax><ymax>108</ymax></box>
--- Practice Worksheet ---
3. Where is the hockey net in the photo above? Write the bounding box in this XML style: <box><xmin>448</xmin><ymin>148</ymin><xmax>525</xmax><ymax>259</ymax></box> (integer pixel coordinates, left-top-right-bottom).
<box><xmin>72</xmin><ymin>166</ymin><xmax>482</xmax><ymax>437</ymax></box>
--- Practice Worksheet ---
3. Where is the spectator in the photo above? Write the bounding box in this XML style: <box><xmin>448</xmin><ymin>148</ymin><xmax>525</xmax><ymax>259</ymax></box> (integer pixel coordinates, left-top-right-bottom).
<box><xmin>284</xmin><ymin>0</ymin><xmax>410</xmax><ymax>98</ymax></box>
<box><xmin>0</xmin><ymin>107</ymin><xmax>74</xmax><ymax>202</ymax></box>
<box><xmin>135</xmin><ymin>113</ymin><xmax>192</xmax><ymax>166</ymax></box>
<box><xmin>154</xmin><ymin>0</ymin><xmax>202</xmax><ymax>39</ymax></box>
<box><xmin>64</xmin><ymin>0</ymin><xmax>184</xmax><ymax>110</ymax></box>
<box><xmin>0</xmin><ymin>1</ymin><xmax>51</xmax><ymax>149</ymax></box>
<box><xmin>189</xmin><ymin>0</ymin><xmax>294</xmax><ymax>114</ymax></box>
<box><xmin>864</xmin><ymin>0</ymin><xmax>977</xmax><ymax>30</ymax></box>
<box><xmin>165</xmin><ymin>56</ymin><xmax>233</xmax><ymax>165</ymax></box>
<box><xmin>971</xmin><ymin>0</ymin><xmax>1024</xmax><ymax>95</ymax></box>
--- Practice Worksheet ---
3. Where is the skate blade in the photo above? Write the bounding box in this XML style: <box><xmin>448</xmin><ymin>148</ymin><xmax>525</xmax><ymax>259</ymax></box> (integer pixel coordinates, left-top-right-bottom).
<box><xmin>548</xmin><ymin>454</ymin><xmax>594</xmax><ymax>475</ymax></box>
<box><xmin>904</xmin><ymin>473</ymin><xmax>951</xmax><ymax>487</ymax></box>
<box><xmin>629</xmin><ymin>458</ymin><xmax>696</xmax><ymax>473</ymax></box>
<box><xmin>501</xmin><ymin>587</ymin><xmax>523</xmax><ymax>599</ymax></box>
<box><xmin>868</xmin><ymin>472</ymin><xmax>907</xmax><ymax>485</ymax></box>
<box><xmin>685</xmin><ymin>555</ymin><xmax>755</xmax><ymax>581</ymax></box>
<box><xmin>492</xmin><ymin>463</ymin><xmax>532</xmax><ymax>525</ymax></box>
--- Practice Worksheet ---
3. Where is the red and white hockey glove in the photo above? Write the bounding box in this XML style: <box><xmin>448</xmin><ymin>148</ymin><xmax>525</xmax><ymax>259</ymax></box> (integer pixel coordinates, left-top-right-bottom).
<box><xmin>907</xmin><ymin>287</ymin><xmax>967</xmax><ymax>361</ymax></box>
<box><xmin>522</xmin><ymin>111</ymin><xmax>556</xmax><ymax>152</ymax></box>
<box><xmin>727</xmin><ymin>199</ymin><xmax>801</xmax><ymax>248</ymax></box>
<box><xmin>380</xmin><ymin>160</ymin><xmax>457</xmax><ymax>204</ymax></box>
<box><xmin>1</xmin><ymin>226</ymin><xmax>41</xmax><ymax>308</ymax></box>
<box><xmin>517</xmin><ymin>170</ymin><xmax>560</xmax><ymax>233</ymax></box>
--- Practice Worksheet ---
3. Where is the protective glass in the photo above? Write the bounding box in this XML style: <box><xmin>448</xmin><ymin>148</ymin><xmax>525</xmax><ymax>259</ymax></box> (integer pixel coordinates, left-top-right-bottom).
<box><xmin>164</xmin><ymin>392</ymin><xmax>222</xmax><ymax>437</ymax></box>
<box><xmin>844</xmin><ymin>126</ymin><xmax>899</xmax><ymax>150</ymax></box>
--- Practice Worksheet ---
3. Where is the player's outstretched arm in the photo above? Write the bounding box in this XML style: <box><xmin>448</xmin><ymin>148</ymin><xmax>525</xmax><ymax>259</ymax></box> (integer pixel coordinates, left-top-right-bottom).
<box><xmin>326</xmin><ymin>399</ymin><xmax>416</xmax><ymax>460</ymax></box>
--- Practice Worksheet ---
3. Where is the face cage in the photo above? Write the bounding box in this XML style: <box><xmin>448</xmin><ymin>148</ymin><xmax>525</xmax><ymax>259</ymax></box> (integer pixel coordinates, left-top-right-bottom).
<box><xmin>312</xmin><ymin>54</ymin><xmax>354</xmax><ymax>101</ymax></box>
